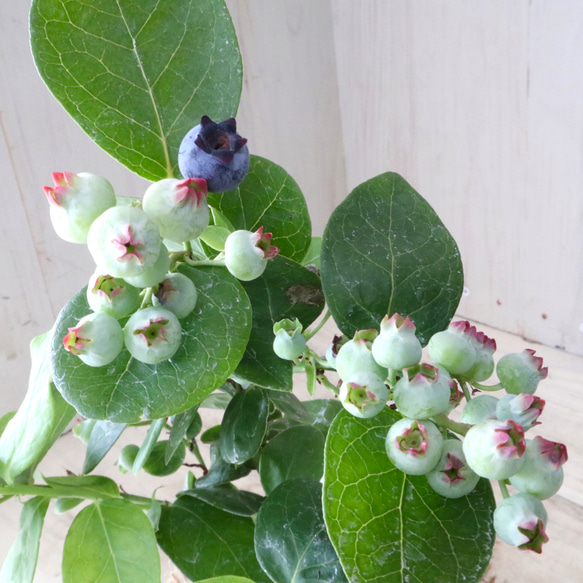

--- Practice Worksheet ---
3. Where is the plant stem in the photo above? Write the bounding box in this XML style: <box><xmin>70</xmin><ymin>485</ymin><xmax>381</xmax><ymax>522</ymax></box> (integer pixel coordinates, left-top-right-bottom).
<box><xmin>432</xmin><ymin>413</ymin><xmax>472</xmax><ymax>436</ymax></box>
<box><xmin>461</xmin><ymin>381</ymin><xmax>472</xmax><ymax>401</ymax></box>
<box><xmin>472</xmin><ymin>381</ymin><xmax>504</xmax><ymax>392</ymax></box>
<box><xmin>304</xmin><ymin>311</ymin><xmax>331</xmax><ymax>341</ymax></box>
<box><xmin>498</xmin><ymin>480</ymin><xmax>511</xmax><ymax>499</ymax></box>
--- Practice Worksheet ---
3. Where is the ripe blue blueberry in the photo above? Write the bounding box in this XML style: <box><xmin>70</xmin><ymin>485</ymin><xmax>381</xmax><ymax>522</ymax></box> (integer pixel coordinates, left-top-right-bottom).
<box><xmin>178</xmin><ymin>116</ymin><xmax>250</xmax><ymax>193</ymax></box>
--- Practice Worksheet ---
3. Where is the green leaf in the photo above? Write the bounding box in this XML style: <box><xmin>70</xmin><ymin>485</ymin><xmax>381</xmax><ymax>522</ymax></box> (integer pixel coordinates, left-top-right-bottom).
<box><xmin>323</xmin><ymin>409</ymin><xmax>495</xmax><ymax>583</ymax></box>
<box><xmin>301</xmin><ymin>237</ymin><xmax>322</xmax><ymax>269</ymax></box>
<box><xmin>132</xmin><ymin>418</ymin><xmax>165</xmax><ymax>474</ymax></box>
<box><xmin>30</xmin><ymin>0</ymin><xmax>242</xmax><ymax>180</ymax></box>
<box><xmin>43</xmin><ymin>475</ymin><xmax>120</xmax><ymax>499</ymax></box>
<box><xmin>0</xmin><ymin>497</ymin><xmax>50</xmax><ymax>583</ymax></box>
<box><xmin>83</xmin><ymin>421</ymin><xmax>127</xmax><ymax>474</ymax></box>
<box><xmin>209</xmin><ymin>156</ymin><xmax>311</xmax><ymax>262</ymax></box>
<box><xmin>51</xmin><ymin>266</ymin><xmax>251</xmax><ymax>423</ymax></box>
<box><xmin>179</xmin><ymin>487</ymin><xmax>264</xmax><ymax>517</ymax></box>
<box><xmin>167</xmin><ymin>405</ymin><xmax>199</xmax><ymax>463</ymax></box>
<box><xmin>196</xmin><ymin>578</ymin><xmax>256</xmax><ymax>583</ymax></box>
<box><xmin>0</xmin><ymin>333</ymin><xmax>76</xmax><ymax>483</ymax></box>
<box><xmin>266</xmin><ymin>391</ymin><xmax>316</xmax><ymax>425</ymax></box>
<box><xmin>236</xmin><ymin>256</ymin><xmax>324</xmax><ymax>391</ymax></box>
<box><xmin>255</xmin><ymin>478</ymin><xmax>347</xmax><ymax>583</ymax></box>
<box><xmin>200</xmin><ymin>391</ymin><xmax>234</xmax><ymax>410</ymax></box>
<box><xmin>55</xmin><ymin>498</ymin><xmax>84</xmax><ymax>514</ymax></box>
<box><xmin>220</xmin><ymin>387</ymin><xmax>269</xmax><ymax>464</ymax></box>
<box><xmin>63</xmin><ymin>499</ymin><xmax>161</xmax><ymax>583</ymax></box>
<box><xmin>320</xmin><ymin>172</ymin><xmax>464</xmax><ymax>344</ymax></box>
<box><xmin>157</xmin><ymin>496</ymin><xmax>269</xmax><ymax>583</ymax></box>
<box><xmin>302</xmin><ymin>399</ymin><xmax>343</xmax><ymax>435</ymax></box>
<box><xmin>259</xmin><ymin>426</ymin><xmax>324</xmax><ymax>495</ymax></box>
<box><xmin>195</xmin><ymin>456</ymin><xmax>254</xmax><ymax>489</ymax></box>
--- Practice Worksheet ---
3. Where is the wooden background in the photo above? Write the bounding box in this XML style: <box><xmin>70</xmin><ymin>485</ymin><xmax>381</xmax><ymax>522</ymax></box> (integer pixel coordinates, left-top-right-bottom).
<box><xmin>1</xmin><ymin>2</ymin><xmax>582</xmax><ymax>581</ymax></box>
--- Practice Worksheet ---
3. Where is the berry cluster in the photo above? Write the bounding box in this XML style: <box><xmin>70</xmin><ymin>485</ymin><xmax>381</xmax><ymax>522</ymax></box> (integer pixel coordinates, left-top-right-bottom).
<box><xmin>276</xmin><ymin>314</ymin><xmax>568</xmax><ymax>553</ymax></box>
<box><xmin>48</xmin><ymin>118</ymin><xmax>279</xmax><ymax>368</ymax></box>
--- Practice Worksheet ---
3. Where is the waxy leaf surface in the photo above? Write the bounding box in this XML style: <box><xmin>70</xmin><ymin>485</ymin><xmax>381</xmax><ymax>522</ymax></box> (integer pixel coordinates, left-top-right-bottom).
<box><xmin>323</xmin><ymin>409</ymin><xmax>495</xmax><ymax>583</ymax></box>
<box><xmin>179</xmin><ymin>487</ymin><xmax>264</xmax><ymax>517</ymax></box>
<box><xmin>321</xmin><ymin>172</ymin><xmax>464</xmax><ymax>344</ymax></box>
<box><xmin>51</xmin><ymin>267</ymin><xmax>251</xmax><ymax>423</ymax></box>
<box><xmin>83</xmin><ymin>421</ymin><xmax>126</xmax><ymax>474</ymax></box>
<box><xmin>30</xmin><ymin>0</ymin><xmax>242</xmax><ymax>180</ymax></box>
<box><xmin>209</xmin><ymin>156</ymin><xmax>311</xmax><ymax>262</ymax></box>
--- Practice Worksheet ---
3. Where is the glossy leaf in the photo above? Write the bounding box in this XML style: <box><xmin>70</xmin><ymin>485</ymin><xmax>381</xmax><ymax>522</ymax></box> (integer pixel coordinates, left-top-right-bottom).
<box><xmin>0</xmin><ymin>333</ymin><xmax>75</xmax><ymax>483</ymax></box>
<box><xmin>255</xmin><ymin>478</ymin><xmax>347</xmax><ymax>583</ymax></box>
<box><xmin>220</xmin><ymin>387</ymin><xmax>269</xmax><ymax>464</ymax></box>
<box><xmin>302</xmin><ymin>399</ymin><xmax>342</xmax><ymax>435</ymax></box>
<box><xmin>63</xmin><ymin>499</ymin><xmax>161</xmax><ymax>583</ymax></box>
<box><xmin>236</xmin><ymin>256</ymin><xmax>324</xmax><ymax>391</ymax></box>
<box><xmin>323</xmin><ymin>409</ymin><xmax>496</xmax><ymax>583</ymax></box>
<box><xmin>179</xmin><ymin>487</ymin><xmax>264</xmax><ymax>517</ymax></box>
<box><xmin>301</xmin><ymin>237</ymin><xmax>322</xmax><ymax>269</ymax></box>
<box><xmin>320</xmin><ymin>172</ymin><xmax>464</xmax><ymax>344</ymax></box>
<box><xmin>195</xmin><ymin>457</ymin><xmax>254</xmax><ymax>490</ymax></box>
<box><xmin>30</xmin><ymin>0</ymin><xmax>242</xmax><ymax>180</ymax></box>
<box><xmin>51</xmin><ymin>266</ymin><xmax>251</xmax><ymax>423</ymax></box>
<box><xmin>83</xmin><ymin>421</ymin><xmax>127</xmax><ymax>474</ymax></box>
<box><xmin>132</xmin><ymin>418</ymin><xmax>165</xmax><ymax>474</ymax></box>
<box><xmin>55</xmin><ymin>498</ymin><xmax>84</xmax><ymax>514</ymax></box>
<box><xmin>259</xmin><ymin>426</ymin><xmax>324</xmax><ymax>495</ymax></box>
<box><xmin>0</xmin><ymin>497</ymin><xmax>50</xmax><ymax>583</ymax></box>
<box><xmin>157</xmin><ymin>496</ymin><xmax>269</xmax><ymax>583</ymax></box>
<box><xmin>43</xmin><ymin>475</ymin><xmax>120</xmax><ymax>499</ymax></box>
<box><xmin>167</xmin><ymin>405</ymin><xmax>199</xmax><ymax>463</ymax></box>
<box><xmin>266</xmin><ymin>391</ymin><xmax>316</xmax><ymax>425</ymax></box>
<box><xmin>209</xmin><ymin>156</ymin><xmax>311</xmax><ymax>261</ymax></box>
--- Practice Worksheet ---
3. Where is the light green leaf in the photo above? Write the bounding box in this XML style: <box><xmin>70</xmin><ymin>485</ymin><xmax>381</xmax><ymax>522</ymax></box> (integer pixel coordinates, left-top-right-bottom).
<box><xmin>83</xmin><ymin>421</ymin><xmax>127</xmax><ymax>474</ymax></box>
<box><xmin>132</xmin><ymin>418</ymin><xmax>165</xmax><ymax>474</ymax></box>
<box><xmin>0</xmin><ymin>497</ymin><xmax>50</xmax><ymax>583</ymax></box>
<box><xmin>255</xmin><ymin>478</ymin><xmax>347</xmax><ymax>583</ymax></box>
<box><xmin>301</xmin><ymin>237</ymin><xmax>322</xmax><ymax>269</ymax></box>
<box><xmin>43</xmin><ymin>475</ymin><xmax>120</xmax><ymax>499</ymax></box>
<box><xmin>157</xmin><ymin>496</ymin><xmax>269</xmax><ymax>583</ymax></box>
<box><xmin>179</xmin><ymin>487</ymin><xmax>264</xmax><ymax>517</ymax></box>
<box><xmin>320</xmin><ymin>172</ymin><xmax>464</xmax><ymax>344</ymax></box>
<box><xmin>0</xmin><ymin>333</ymin><xmax>75</xmax><ymax>483</ymax></box>
<box><xmin>323</xmin><ymin>409</ymin><xmax>495</xmax><ymax>583</ymax></box>
<box><xmin>30</xmin><ymin>0</ymin><xmax>242</xmax><ymax>180</ymax></box>
<box><xmin>219</xmin><ymin>387</ymin><xmax>269</xmax><ymax>464</ymax></box>
<box><xmin>209</xmin><ymin>156</ymin><xmax>311</xmax><ymax>262</ymax></box>
<box><xmin>51</xmin><ymin>266</ymin><xmax>251</xmax><ymax>423</ymax></box>
<box><xmin>196</xmin><ymin>577</ymin><xmax>256</xmax><ymax>583</ymax></box>
<box><xmin>259</xmin><ymin>425</ymin><xmax>324</xmax><ymax>495</ymax></box>
<box><xmin>55</xmin><ymin>498</ymin><xmax>84</xmax><ymax>514</ymax></box>
<box><xmin>63</xmin><ymin>499</ymin><xmax>161</xmax><ymax>583</ymax></box>
<box><xmin>167</xmin><ymin>405</ymin><xmax>199</xmax><ymax>464</ymax></box>
<box><xmin>236</xmin><ymin>256</ymin><xmax>324</xmax><ymax>391</ymax></box>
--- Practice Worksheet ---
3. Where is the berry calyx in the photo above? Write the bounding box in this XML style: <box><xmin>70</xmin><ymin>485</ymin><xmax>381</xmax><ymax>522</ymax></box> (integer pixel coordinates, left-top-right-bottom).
<box><xmin>272</xmin><ymin>318</ymin><xmax>306</xmax><ymax>361</ymax></box>
<box><xmin>339</xmin><ymin>371</ymin><xmax>389</xmax><ymax>418</ymax></box>
<box><xmin>497</xmin><ymin>349</ymin><xmax>548</xmax><ymax>395</ymax></box>
<box><xmin>153</xmin><ymin>272</ymin><xmax>198</xmax><ymax>319</ymax></box>
<box><xmin>224</xmin><ymin>227</ymin><xmax>279</xmax><ymax>281</ymax></box>
<box><xmin>371</xmin><ymin>313</ymin><xmax>422</xmax><ymax>370</ymax></box>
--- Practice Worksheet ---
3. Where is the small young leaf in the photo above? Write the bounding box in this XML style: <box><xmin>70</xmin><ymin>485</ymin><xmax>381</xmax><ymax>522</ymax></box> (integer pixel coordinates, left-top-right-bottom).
<box><xmin>321</xmin><ymin>172</ymin><xmax>464</xmax><ymax>344</ymax></box>
<box><xmin>255</xmin><ymin>478</ymin><xmax>347</xmax><ymax>583</ymax></box>
<box><xmin>30</xmin><ymin>0</ymin><xmax>242</xmax><ymax>180</ymax></box>
<box><xmin>323</xmin><ymin>409</ymin><xmax>495</xmax><ymax>583</ymax></box>
<box><xmin>236</xmin><ymin>256</ymin><xmax>324</xmax><ymax>391</ymax></box>
<box><xmin>55</xmin><ymin>498</ymin><xmax>84</xmax><ymax>514</ymax></box>
<box><xmin>62</xmin><ymin>499</ymin><xmax>161</xmax><ymax>583</ymax></box>
<box><xmin>82</xmin><ymin>421</ymin><xmax>126</xmax><ymax>474</ymax></box>
<box><xmin>219</xmin><ymin>387</ymin><xmax>269</xmax><ymax>464</ymax></box>
<box><xmin>51</xmin><ymin>266</ymin><xmax>252</xmax><ymax>423</ymax></box>
<box><xmin>133</xmin><ymin>418</ymin><xmax>165</xmax><ymax>474</ymax></box>
<box><xmin>157</xmin><ymin>496</ymin><xmax>269</xmax><ymax>583</ymax></box>
<box><xmin>0</xmin><ymin>496</ymin><xmax>50</xmax><ymax>583</ymax></box>
<box><xmin>179</xmin><ymin>487</ymin><xmax>264</xmax><ymax>517</ymax></box>
<box><xmin>258</xmin><ymin>425</ymin><xmax>324</xmax><ymax>495</ymax></box>
<box><xmin>167</xmin><ymin>405</ymin><xmax>199</xmax><ymax>464</ymax></box>
<box><xmin>209</xmin><ymin>156</ymin><xmax>311</xmax><ymax>262</ymax></box>
<box><xmin>0</xmin><ymin>333</ymin><xmax>75</xmax><ymax>483</ymax></box>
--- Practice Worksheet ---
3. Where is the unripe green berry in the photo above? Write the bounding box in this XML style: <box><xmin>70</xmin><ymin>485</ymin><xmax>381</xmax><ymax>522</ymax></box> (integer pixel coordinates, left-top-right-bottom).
<box><xmin>371</xmin><ymin>313</ymin><xmax>422</xmax><ymax>370</ymax></box>
<box><xmin>339</xmin><ymin>371</ymin><xmax>388</xmax><ymax>418</ymax></box>
<box><xmin>336</xmin><ymin>330</ymin><xmax>387</xmax><ymax>382</ymax></box>
<box><xmin>86</xmin><ymin>271</ymin><xmax>141</xmax><ymax>318</ymax></box>
<box><xmin>224</xmin><ymin>227</ymin><xmax>279</xmax><ymax>281</ymax></box>
<box><xmin>123</xmin><ymin>244</ymin><xmax>171</xmax><ymax>288</ymax></box>
<box><xmin>497</xmin><ymin>350</ymin><xmax>548</xmax><ymax>395</ymax></box>
<box><xmin>153</xmin><ymin>272</ymin><xmax>198</xmax><ymax>319</ymax></box>
<box><xmin>272</xmin><ymin>318</ymin><xmax>306</xmax><ymax>361</ymax></box>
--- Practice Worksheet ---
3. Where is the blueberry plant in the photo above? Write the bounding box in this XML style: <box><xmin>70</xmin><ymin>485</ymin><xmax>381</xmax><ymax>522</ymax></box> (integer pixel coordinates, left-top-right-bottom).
<box><xmin>0</xmin><ymin>1</ymin><xmax>568</xmax><ymax>582</ymax></box>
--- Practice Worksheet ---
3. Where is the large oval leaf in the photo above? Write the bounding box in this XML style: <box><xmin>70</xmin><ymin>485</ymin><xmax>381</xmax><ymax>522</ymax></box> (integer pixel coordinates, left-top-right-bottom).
<box><xmin>219</xmin><ymin>386</ymin><xmax>269</xmax><ymax>464</ymax></box>
<box><xmin>179</xmin><ymin>487</ymin><xmax>264</xmax><ymax>517</ymax></box>
<box><xmin>235</xmin><ymin>256</ymin><xmax>324</xmax><ymax>391</ymax></box>
<box><xmin>320</xmin><ymin>172</ymin><xmax>463</xmax><ymax>344</ymax></box>
<box><xmin>51</xmin><ymin>266</ymin><xmax>251</xmax><ymax>423</ymax></box>
<box><xmin>209</xmin><ymin>156</ymin><xmax>312</xmax><ymax>262</ymax></box>
<box><xmin>62</xmin><ymin>499</ymin><xmax>160</xmax><ymax>583</ymax></box>
<box><xmin>30</xmin><ymin>0</ymin><xmax>242</xmax><ymax>180</ymax></box>
<box><xmin>323</xmin><ymin>409</ymin><xmax>495</xmax><ymax>583</ymax></box>
<box><xmin>255</xmin><ymin>478</ymin><xmax>347</xmax><ymax>583</ymax></box>
<box><xmin>157</xmin><ymin>496</ymin><xmax>270</xmax><ymax>583</ymax></box>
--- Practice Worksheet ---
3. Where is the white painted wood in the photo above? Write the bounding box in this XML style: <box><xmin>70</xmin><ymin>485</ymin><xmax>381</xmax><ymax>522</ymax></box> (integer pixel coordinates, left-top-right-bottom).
<box><xmin>330</xmin><ymin>0</ymin><xmax>583</xmax><ymax>355</ymax></box>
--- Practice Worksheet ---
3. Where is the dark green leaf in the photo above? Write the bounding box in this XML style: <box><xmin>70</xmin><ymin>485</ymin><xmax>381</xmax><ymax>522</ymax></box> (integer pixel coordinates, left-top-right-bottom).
<box><xmin>167</xmin><ymin>406</ymin><xmax>199</xmax><ymax>463</ymax></box>
<box><xmin>302</xmin><ymin>399</ymin><xmax>342</xmax><ymax>435</ymax></box>
<box><xmin>179</xmin><ymin>487</ymin><xmax>264</xmax><ymax>517</ymax></box>
<box><xmin>132</xmin><ymin>418</ymin><xmax>165</xmax><ymax>474</ymax></box>
<box><xmin>255</xmin><ymin>478</ymin><xmax>347</xmax><ymax>583</ymax></box>
<box><xmin>220</xmin><ymin>387</ymin><xmax>269</xmax><ymax>464</ymax></box>
<box><xmin>195</xmin><ymin>457</ymin><xmax>254</xmax><ymax>489</ymax></box>
<box><xmin>83</xmin><ymin>421</ymin><xmax>126</xmax><ymax>474</ymax></box>
<box><xmin>320</xmin><ymin>172</ymin><xmax>464</xmax><ymax>344</ymax></box>
<box><xmin>236</xmin><ymin>256</ymin><xmax>324</xmax><ymax>391</ymax></box>
<box><xmin>301</xmin><ymin>237</ymin><xmax>322</xmax><ymax>269</ymax></box>
<box><xmin>51</xmin><ymin>266</ymin><xmax>251</xmax><ymax>423</ymax></box>
<box><xmin>62</xmin><ymin>499</ymin><xmax>160</xmax><ymax>583</ymax></box>
<box><xmin>143</xmin><ymin>440</ymin><xmax>186</xmax><ymax>477</ymax></box>
<box><xmin>30</xmin><ymin>0</ymin><xmax>242</xmax><ymax>180</ymax></box>
<box><xmin>43</xmin><ymin>475</ymin><xmax>120</xmax><ymax>499</ymax></box>
<box><xmin>323</xmin><ymin>409</ymin><xmax>495</xmax><ymax>583</ymax></box>
<box><xmin>201</xmin><ymin>425</ymin><xmax>222</xmax><ymax>444</ymax></box>
<box><xmin>209</xmin><ymin>156</ymin><xmax>311</xmax><ymax>261</ymax></box>
<box><xmin>0</xmin><ymin>497</ymin><xmax>50</xmax><ymax>583</ymax></box>
<box><xmin>259</xmin><ymin>426</ymin><xmax>324</xmax><ymax>495</ymax></box>
<box><xmin>266</xmin><ymin>391</ymin><xmax>315</xmax><ymax>425</ymax></box>
<box><xmin>157</xmin><ymin>496</ymin><xmax>269</xmax><ymax>583</ymax></box>
<box><xmin>0</xmin><ymin>333</ymin><xmax>75</xmax><ymax>483</ymax></box>
<box><xmin>200</xmin><ymin>392</ymin><xmax>234</xmax><ymax>410</ymax></box>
